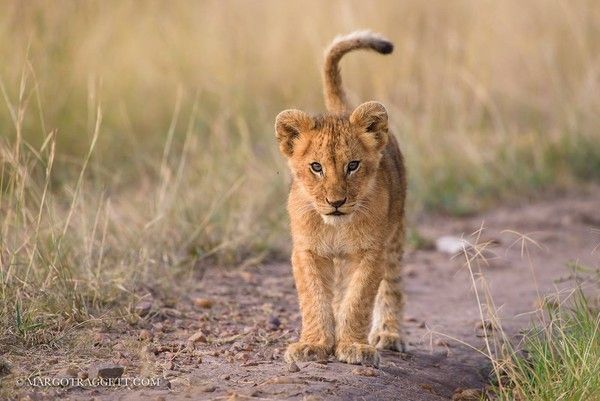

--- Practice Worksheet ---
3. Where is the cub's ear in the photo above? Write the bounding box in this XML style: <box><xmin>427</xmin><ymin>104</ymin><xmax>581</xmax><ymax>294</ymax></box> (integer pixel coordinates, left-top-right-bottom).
<box><xmin>349</xmin><ymin>101</ymin><xmax>389</xmax><ymax>151</ymax></box>
<box><xmin>275</xmin><ymin>109</ymin><xmax>312</xmax><ymax>157</ymax></box>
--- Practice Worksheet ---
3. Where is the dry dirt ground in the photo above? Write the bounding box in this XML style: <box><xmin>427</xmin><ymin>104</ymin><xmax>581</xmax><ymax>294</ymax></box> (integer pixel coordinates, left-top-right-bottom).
<box><xmin>5</xmin><ymin>188</ymin><xmax>600</xmax><ymax>401</ymax></box>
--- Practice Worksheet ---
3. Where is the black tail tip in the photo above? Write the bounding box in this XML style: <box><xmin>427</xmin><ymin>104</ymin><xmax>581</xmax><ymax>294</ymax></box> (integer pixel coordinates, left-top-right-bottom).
<box><xmin>375</xmin><ymin>40</ymin><xmax>394</xmax><ymax>54</ymax></box>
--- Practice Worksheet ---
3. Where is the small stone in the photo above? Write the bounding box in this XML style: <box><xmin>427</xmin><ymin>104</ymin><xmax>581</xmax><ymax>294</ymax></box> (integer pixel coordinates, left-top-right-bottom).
<box><xmin>267</xmin><ymin>315</ymin><xmax>281</xmax><ymax>330</ymax></box>
<box><xmin>235</xmin><ymin>351</ymin><xmax>251</xmax><ymax>361</ymax></box>
<box><xmin>92</xmin><ymin>333</ymin><xmax>108</xmax><ymax>346</ymax></box>
<box><xmin>352</xmin><ymin>367</ymin><xmax>378</xmax><ymax>377</ymax></box>
<box><xmin>200</xmin><ymin>384</ymin><xmax>217</xmax><ymax>392</ymax></box>
<box><xmin>475</xmin><ymin>320</ymin><xmax>496</xmax><ymax>331</ymax></box>
<box><xmin>239</xmin><ymin>271</ymin><xmax>255</xmax><ymax>283</ymax></box>
<box><xmin>434</xmin><ymin>339</ymin><xmax>450</xmax><ymax>347</ymax></box>
<box><xmin>193</xmin><ymin>298</ymin><xmax>214</xmax><ymax>309</ymax></box>
<box><xmin>420</xmin><ymin>383</ymin><xmax>435</xmax><ymax>393</ymax></box>
<box><xmin>287</xmin><ymin>362</ymin><xmax>300</xmax><ymax>372</ymax></box>
<box><xmin>169</xmin><ymin>377</ymin><xmax>190</xmax><ymax>389</ymax></box>
<box><xmin>188</xmin><ymin>330</ymin><xmax>207</xmax><ymax>344</ymax></box>
<box><xmin>60</xmin><ymin>366</ymin><xmax>78</xmax><ymax>378</ymax></box>
<box><xmin>112</xmin><ymin>342</ymin><xmax>125</xmax><ymax>351</ymax></box>
<box><xmin>310</xmin><ymin>362</ymin><xmax>328</xmax><ymax>369</ymax></box>
<box><xmin>436</xmin><ymin>236</ymin><xmax>469</xmax><ymax>254</ymax></box>
<box><xmin>89</xmin><ymin>364</ymin><xmax>124</xmax><ymax>379</ymax></box>
<box><xmin>162</xmin><ymin>308</ymin><xmax>182</xmax><ymax>318</ymax></box>
<box><xmin>139</xmin><ymin>329</ymin><xmax>153</xmax><ymax>341</ymax></box>
<box><xmin>159</xmin><ymin>322</ymin><xmax>175</xmax><ymax>333</ymax></box>
<box><xmin>265</xmin><ymin>376</ymin><xmax>306</xmax><ymax>385</ymax></box>
<box><xmin>77</xmin><ymin>371</ymin><xmax>88</xmax><ymax>380</ymax></box>
<box><xmin>0</xmin><ymin>357</ymin><xmax>11</xmax><ymax>377</ymax></box>
<box><xmin>143</xmin><ymin>344</ymin><xmax>158</xmax><ymax>355</ymax></box>
<box><xmin>452</xmin><ymin>388</ymin><xmax>482</xmax><ymax>401</ymax></box>
<box><xmin>219</xmin><ymin>374</ymin><xmax>230</xmax><ymax>381</ymax></box>
<box><xmin>135</xmin><ymin>300</ymin><xmax>153</xmax><ymax>317</ymax></box>
<box><xmin>163</xmin><ymin>297</ymin><xmax>177</xmax><ymax>308</ymax></box>
<box><xmin>475</xmin><ymin>320</ymin><xmax>497</xmax><ymax>337</ymax></box>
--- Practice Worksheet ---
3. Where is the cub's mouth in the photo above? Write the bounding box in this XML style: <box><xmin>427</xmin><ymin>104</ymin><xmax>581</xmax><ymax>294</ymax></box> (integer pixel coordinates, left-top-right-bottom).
<box><xmin>321</xmin><ymin>209</ymin><xmax>352</xmax><ymax>225</ymax></box>
<box><xmin>327</xmin><ymin>210</ymin><xmax>346</xmax><ymax>216</ymax></box>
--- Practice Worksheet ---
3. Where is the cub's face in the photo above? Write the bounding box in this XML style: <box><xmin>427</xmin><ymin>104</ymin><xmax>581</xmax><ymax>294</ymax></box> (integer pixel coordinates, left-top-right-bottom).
<box><xmin>275</xmin><ymin>101</ymin><xmax>389</xmax><ymax>224</ymax></box>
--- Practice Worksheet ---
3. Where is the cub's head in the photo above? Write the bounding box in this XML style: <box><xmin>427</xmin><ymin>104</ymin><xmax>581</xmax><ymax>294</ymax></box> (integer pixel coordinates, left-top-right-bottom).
<box><xmin>275</xmin><ymin>101</ymin><xmax>388</xmax><ymax>225</ymax></box>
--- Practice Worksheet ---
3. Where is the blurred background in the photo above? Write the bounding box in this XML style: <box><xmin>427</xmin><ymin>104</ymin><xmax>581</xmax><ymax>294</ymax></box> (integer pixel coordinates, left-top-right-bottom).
<box><xmin>1</xmin><ymin>0</ymin><xmax>599</xmax><ymax>339</ymax></box>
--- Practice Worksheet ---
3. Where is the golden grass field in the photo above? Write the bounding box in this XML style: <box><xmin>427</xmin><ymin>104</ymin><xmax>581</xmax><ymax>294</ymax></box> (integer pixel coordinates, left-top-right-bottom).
<box><xmin>1</xmin><ymin>0</ymin><xmax>599</xmax><ymax>356</ymax></box>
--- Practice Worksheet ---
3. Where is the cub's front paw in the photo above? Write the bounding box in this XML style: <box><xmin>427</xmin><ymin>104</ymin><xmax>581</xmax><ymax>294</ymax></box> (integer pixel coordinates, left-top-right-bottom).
<box><xmin>369</xmin><ymin>331</ymin><xmax>406</xmax><ymax>352</ymax></box>
<box><xmin>284</xmin><ymin>342</ymin><xmax>332</xmax><ymax>363</ymax></box>
<box><xmin>335</xmin><ymin>342</ymin><xmax>380</xmax><ymax>366</ymax></box>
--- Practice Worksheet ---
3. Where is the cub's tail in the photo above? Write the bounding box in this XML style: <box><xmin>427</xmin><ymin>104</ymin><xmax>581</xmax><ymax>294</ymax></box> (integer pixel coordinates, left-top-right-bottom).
<box><xmin>323</xmin><ymin>30</ymin><xmax>393</xmax><ymax>114</ymax></box>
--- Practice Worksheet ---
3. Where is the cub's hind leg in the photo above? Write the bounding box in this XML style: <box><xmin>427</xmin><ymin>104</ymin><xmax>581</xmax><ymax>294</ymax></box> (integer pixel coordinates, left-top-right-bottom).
<box><xmin>369</xmin><ymin>239</ymin><xmax>405</xmax><ymax>352</ymax></box>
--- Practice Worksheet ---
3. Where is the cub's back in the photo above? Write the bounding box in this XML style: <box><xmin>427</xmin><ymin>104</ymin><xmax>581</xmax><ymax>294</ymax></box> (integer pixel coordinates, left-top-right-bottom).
<box><xmin>381</xmin><ymin>133</ymin><xmax>407</xmax><ymax>221</ymax></box>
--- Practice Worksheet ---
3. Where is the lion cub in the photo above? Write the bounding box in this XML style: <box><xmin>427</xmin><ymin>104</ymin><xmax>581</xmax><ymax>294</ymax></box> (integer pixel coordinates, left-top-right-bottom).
<box><xmin>275</xmin><ymin>31</ymin><xmax>406</xmax><ymax>366</ymax></box>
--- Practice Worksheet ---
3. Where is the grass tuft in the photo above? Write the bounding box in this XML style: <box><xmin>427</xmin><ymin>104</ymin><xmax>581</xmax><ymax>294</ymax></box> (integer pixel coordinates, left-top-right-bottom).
<box><xmin>491</xmin><ymin>287</ymin><xmax>600</xmax><ymax>401</ymax></box>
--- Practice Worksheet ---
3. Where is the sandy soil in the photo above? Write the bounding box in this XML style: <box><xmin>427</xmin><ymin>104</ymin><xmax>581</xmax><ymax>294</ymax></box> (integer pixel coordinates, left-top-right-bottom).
<box><xmin>6</xmin><ymin>188</ymin><xmax>600</xmax><ymax>401</ymax></box>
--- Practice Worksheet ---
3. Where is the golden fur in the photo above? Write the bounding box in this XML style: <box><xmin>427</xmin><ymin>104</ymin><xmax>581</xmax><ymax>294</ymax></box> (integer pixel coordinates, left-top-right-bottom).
<box><xmin>275</xmin><ymin>31</ymin><xmax>406</xmax><ymax>366</ymax></box>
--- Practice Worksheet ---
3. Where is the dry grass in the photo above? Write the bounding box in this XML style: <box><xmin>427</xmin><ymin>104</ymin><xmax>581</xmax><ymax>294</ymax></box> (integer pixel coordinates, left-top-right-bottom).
<box><xmin>1</xmin><ymin>0</ymin><xmax>599</xmax><ymax>356</ymax></box>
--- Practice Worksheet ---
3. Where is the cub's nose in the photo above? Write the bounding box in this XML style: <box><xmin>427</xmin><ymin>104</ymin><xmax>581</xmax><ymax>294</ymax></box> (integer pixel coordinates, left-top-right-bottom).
<box><xmin>326</xmin><ymin>198</ymin><xmax>347</xmax><ymax>208</ymax></box>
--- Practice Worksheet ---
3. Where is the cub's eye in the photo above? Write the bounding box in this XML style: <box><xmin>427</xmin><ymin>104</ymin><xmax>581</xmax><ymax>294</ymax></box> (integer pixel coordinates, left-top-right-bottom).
<box><xmin>310</xmin><ymin>162</ymin><xmax>323</xmax><ymax>173</ymax></box>
<box><xmin>347</xmin><ymin>160</ymin><xmax>360</xmax><ymax>174</ymax></box>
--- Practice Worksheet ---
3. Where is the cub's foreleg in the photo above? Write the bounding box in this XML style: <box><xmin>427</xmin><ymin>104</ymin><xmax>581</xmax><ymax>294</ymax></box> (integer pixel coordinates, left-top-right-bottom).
<box><xmin>284</xmin><ymin>250</ymin><xmax>335</xmax><ymax>363</ymax></box>
<box><xmin>335</xmin><ymin>251</ymin><xmax>384</xmax><ymax>366</ymax></box>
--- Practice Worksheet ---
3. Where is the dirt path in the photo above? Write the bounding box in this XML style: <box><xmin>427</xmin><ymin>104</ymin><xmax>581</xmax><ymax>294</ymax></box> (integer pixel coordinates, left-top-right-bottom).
<box><xmin>11</xmin><ymin>189</ymin><xmax>600</xmax><ymax>400</ymax></box>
